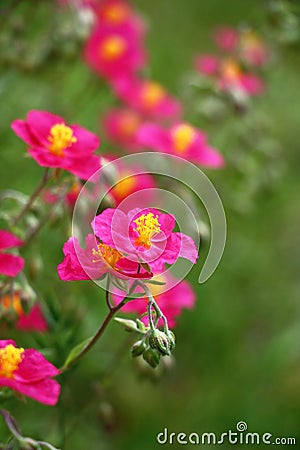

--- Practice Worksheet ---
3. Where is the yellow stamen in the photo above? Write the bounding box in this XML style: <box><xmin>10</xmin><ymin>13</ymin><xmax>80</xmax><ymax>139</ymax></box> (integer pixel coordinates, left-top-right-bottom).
<box><xmin>100</xmin><ymin>36</ymin><xmax>127</xmax><ymax>60</ymax></box>
<box><xmin>0</xmin><ymin>344</ymin><xmax>24</xmax><ymax>378</ymax></box>
<box><xmin>134</xmin><ymin>212</ymin><xmax>161</xmax><ymax>249</ymax></box>
<box><xmin>112</xmin><ymin>172</ymin><xmax>137</xmax><ymax>201</ymax></box>
<box><xmin>92</xmin><ymin>243</ymin><xmax>123</xmax><ymax>268</ymax></box>
<box><xmin>172</xmin><ymin>123</ymin><xmax>196</xmax><ymax>153</ymax></box>
<box><xmin>141</xmin><ymin>82</ymin><xmax>165</xmax><ymax>108</ymax></box>
<box><xmin>102</xmin><ymin>3</ymin><xmax>129</xmax><ymax>24</ymax></box>
<box><xmin>48</xmin><ymin>123</ymin><xmax>77</xmax><ymax>157</ymax></box>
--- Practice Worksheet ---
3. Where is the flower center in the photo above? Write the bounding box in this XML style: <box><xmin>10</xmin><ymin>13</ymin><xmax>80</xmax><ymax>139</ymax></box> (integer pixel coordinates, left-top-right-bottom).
<box><xmin>119</xmin><ymin>112</ymin><xmax>140</xmax><ymax>137</ymax></box>
<box><xmin>92</xmin><ymin>243</ymin><xmax>123</xmax><ymax>268</ymax></box>
<box><xmin>102</xmin><ymin>3</ymin><xmax>129</xmax><ymax>24</ymax></box>
<box><xmin>221</xmin><ymin>59</ymin><xmax>241</xmax><ymax>82</ymax></box>
<box><xmin>141</xmin><ymin>82</ymin><xmax>165</xmax><ymax>108</ymax></box>
<box><xmin>0</xmin><ymin>344</ymin><xmax>24</xmax><ymax>378</ymax></box>
<box><xmin>112</xmin><ymin>172</ymin><xmax>137</xmax><ymax>201</ymax></box>
<box><xmin>171</xmin><ymin>124</ymin><xmax>196</xmax><ymax>153</ymax></box>
<box><xmin>1</xmin><ymin>292</ymin><xmax>23</xmax><ymax>316</ymax></box>
<box><xmin>48</xmin><ymin>123</ymin><xmax>77</xmax><ymax>157</ymax></box>
<box><xmin>100</xmin><ymin>36</ymin><xmax>127</xmax><ymax>60</ymax></box>
<box><xmin>133</xmin><ymin>212</ymin><xmax>161</xmax><ymax>250</ymax></box>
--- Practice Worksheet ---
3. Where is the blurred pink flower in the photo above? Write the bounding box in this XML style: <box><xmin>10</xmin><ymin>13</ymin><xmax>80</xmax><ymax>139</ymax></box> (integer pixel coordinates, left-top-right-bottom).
<box><xmin>11</xmin><ymin>110</ymin><xmax>101</xmax><ymax>180</ymax></box>
<box><xmin>137</xmin><ymin>122</ymin><xmax>224</xmax><ymax>167</ymax></box>
<box><xmin>111</xmin><ymin>77</ymin><xmax>182</xmax><ymax>120</ymax></box>
<box><xmin>102</xmin><ymin>108</ymin><xmax>143</xmax><ymax>150</ymax></box>
<box><xmin>113</xmin><ymin>272</ymin><xmax>196</xmax><ymax>328</ymax></box>
<box><xmin>195</xmin><ymin>54</ymin><xmax>220</xmax><ymax>76</ymax></box>
<box><xmin>84</xmin><ymin>24</ymin><xmax>146</xmax><ymax>79</ymax></box>
<box><xmin>92</xmin><ymin>207</ymin><xmax>198</xmax><ymax>271</ymax></box>
<box><xmin>43</xmin><ymin>180</ymin><xmax>82</xmax><ymax>210</ymax></box>
<box><xmin>214</xmin><ymin>26</ymin><xmax>239</xmax><ymax>51</ymax></box>
<box><xmin>218</xmin><ymin>59</ymin><xmax>264</xmax><ymax>96</ymax></box>
<box><xmin>58</xmin><ymin>234</ymin><xmax>152</xmax><ymax>281</ymax></box>
<box><xmin>0</xmin><ymin>230</ymin><xmax>24</xmax><ymax>277</ymax></box>
<box><xmin>104</xmin><ymin>159</ymin><xmax>157</xmax><ymax>206</ymax></box>
<box><xmin>1</xmin><ymin>293</ymin><xmax>48</xmax><ymax>333</ymax></box>
<box><xmin>239</xmin><ymin>30</ymin><xmax>269</xmax><ymax>67</ymax></box>
<box><xmin>93</xmin><ymin>0</ymin><xmax>146</xmax><ymax>37</ymax></box>
<box><xmin>0</xmin><ymin>339</ymin><xmax>60</xmax><ymax>405</ymax></box>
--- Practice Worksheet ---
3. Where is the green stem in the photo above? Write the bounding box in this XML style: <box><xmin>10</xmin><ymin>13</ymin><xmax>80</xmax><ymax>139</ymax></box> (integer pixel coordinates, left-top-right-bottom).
<box><xmin>12</xmin><ymin>168</ymin><xmax>51</xmax><ymax>226</ymax></box>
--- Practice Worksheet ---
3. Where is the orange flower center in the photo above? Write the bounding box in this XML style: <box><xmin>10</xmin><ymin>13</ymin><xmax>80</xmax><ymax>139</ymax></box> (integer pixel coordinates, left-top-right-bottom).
<box><xmin>0</xmin><ymin>344</ymin><xmax>24</xmax><ymax>378</ymax></box>
<box><xmin>141</xmin><ymin>82</ymin><xmax>165</xmax><ymax>108</ymax></box>
<box><xmin>100</xmin><ymin>36</ymin><xmax>127</xmax><ymax>60</ymax></box>
<box><xmin>112</xmin><ymin>172</ymin><xmax>138</xmax><ymax>201</ymax></box>
<box><xmin>102</xmin><ymin>2</ymin><xmax>129</xmax><ymax>24</ymax></box>
<box><xmin>48</xmin><ymin>123</ymin><xmax>77</xmax><ymax>157</ymax></box>
<box><xmin>119</xmin><ymin>112</ymin><xmax>140</xmax><ymax>137</ymax></box>
<box><xmin>92</xmin><ymin>243</ymin><xmax>123</xmax><ymax>268</ymax></box>
<box><xmin>1</xmin><ymin>292</ymin><xmax>23</xmax><ymax>316</ymax></box>
<box><xmin>133</xmin><ymin>212</ymin><xmax>161</xmax><ymax>250</ymax></box>
<box><xmin>221</xmin><ymin>59</ymin><xmax>241</xmax><ymax>82</ymax></box>
<box><xmin>172</xmin><ymin>123</ymin><xmax>196</xmax><ymax>153</ymax></box>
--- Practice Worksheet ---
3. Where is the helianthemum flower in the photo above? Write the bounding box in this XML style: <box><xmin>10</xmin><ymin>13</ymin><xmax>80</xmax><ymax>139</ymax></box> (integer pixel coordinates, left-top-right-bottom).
<box><xmin>0</xmin><ymin>339</ymin><xmax>60</xmax><ymax>405</ymax></box>
<box><xmin>84</xmin><ymin>24</ymin><xmax>146</xmax><ymax>79</ymax></box>
<box><xmin>0</xmin><ymin>292</ymin><xmax>48</xmax><ymax>332</ymax></box>
<box><xmin>111</xmin><ymin>76</ymin><xmax>182</xmax><ymax>120</ymax></box>
<box><xmin>11</xmin><ymin>110</ymin><xmax>101</xmax><ymax>180</ymax></box>
<box><xmin>137</xmin><ymin>122</ymin><xmax>224</xmax><ymax>167</ymax></box>
<box><xmin>0</xmin><ymin>230</ymin><xmax>24</xmax><ymax>277</ymax></box>
<box><xmin>113</xmin><ymin>272</ymin><xmax>196</xmax><ymax>328</ymax></box>
<box><xmin>58</xmin><ymin>233</ymin><xmax>152</xmax><ymax>282</ymax></box>
<box><xmin>102</xmin><ymin>108</ymin><xmax>143</xmax><ymax>151</ymax></box>
<box><xmin>92</xmin><ymin>207</ymin><xmax>198</xmax><ymax>271</ymax></box>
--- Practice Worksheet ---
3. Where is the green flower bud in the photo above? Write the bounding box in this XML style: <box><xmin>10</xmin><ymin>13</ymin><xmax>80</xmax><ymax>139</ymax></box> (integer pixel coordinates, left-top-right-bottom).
<box><xmin>131</xmin><ymin>340</ymin><xmax>147</xmax><ymax>357</ymax></box>
<box><xmin>142</xmin><ymin>347</ymin><xmax>161</xmax><ymax>368</ymax></box>
<box><xmin>149</xmin><ymin>330</ymin><xmax>171</xmax><ymax>356</ymax></box>
<box><xmin>114</xmin><ymin>317</ymin><xmax>137</xmax><ymax>332</ymax></box>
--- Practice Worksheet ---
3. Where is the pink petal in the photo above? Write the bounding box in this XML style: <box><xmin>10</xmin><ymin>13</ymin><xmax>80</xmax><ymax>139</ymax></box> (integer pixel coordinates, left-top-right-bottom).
<box><xmin>0</xmin><ymin>230</ymin><xmax>24</xmax><ymax>250</ymax></box>
<box><xmin>17</xmin><ymin>304</ymin><xmax>48</xmax><ymax>332</ymax></box>
<box><xmin>0</xmin><ymin>376</ymin><xmax>60</xmax><ymax>406</ymax></box>
<box><xmin>27</xmin><ymin>110</ymin><xmax>64</xmax><ymax>145</ymax></box>
<box><xmin>0</xmin><ymin>253</ymin><xmax>24</xmax><ymax>277</ymax></box>
<box><xmin>172</xmin><ymin>232</ymin><xmax>198</xmax><ymax>263</ymax></box>
<box><xmin>16</xmin><ymin>348</ymin><xmax>60</xmax><ymax>382</ymax></box>
<box><xmin>11</xmin><ymin>120</ymin><xmax>39</xmax><ymax>147</ymax></box>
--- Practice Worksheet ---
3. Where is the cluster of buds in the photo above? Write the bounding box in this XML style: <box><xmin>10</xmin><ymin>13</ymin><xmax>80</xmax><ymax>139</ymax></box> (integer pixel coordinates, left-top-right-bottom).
<box><xmin>116</xmin><ymin>315</ymin><xmax>176</xmax><ymax>369</ymax></box>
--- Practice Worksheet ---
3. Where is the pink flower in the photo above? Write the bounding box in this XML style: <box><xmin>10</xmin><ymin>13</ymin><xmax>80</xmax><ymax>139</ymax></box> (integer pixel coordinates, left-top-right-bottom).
<box><xmin>11</xmin><ymin>110</ymin><xmax>100</xmax><ymax>180</ymax></box>
<box><xmin>0</xmin><ymin>230</ymin><xmax>24</xmax><ymax>277</ymax></box>
<box><xmin>102</xmin><ymin>108</ymin><xmax>143</xmax><ymax>151</ymax></box>
<box><xmin>239</xmin><ymin>30</ymin><xmax>269</xmax><ymax>67</ymax></box>
<box><xmin>93</xmin><ymin>0</ymin><xmax>146</xmax><ymax>38</ymax></box>
<box><xmin>195</xmin><ymin>54</ymin><xmax>220</xmax><ymax>76</ymax></box>
<box><xmin>218</xmin><ymin>59</ymin><xmax>264</xmax><ymax>96</ymax></box>
<box><xmin>84</xmin><ymin>24</ymin><xmax>146</xmax><ymax>79</ymax></box>
<box><xmin>111</xmin><ymin>76</ymin><xmax>182</xmax><ymax>120</ymax></box>
<box><xmin>58</xmin><ymin>234</ymin><xmax>152</xmax><ymax>282</ymax></box>
<box><xmin>113</xmin><ymin>272</ymin><xmax>195</xmax><ymax>328</ymax></box>
<box><xmin>214</xmin><ymin>26</ymin><xmax>239</xmax><ymax>52</ymax></box>
<box><xmin>17</xmin><ymin>303</ymin><xmax>49</xmax><ymax>333</ymax></box>
<box><xmin>1</xmin><ymin>292</ymin><xmax>48</xmax><ymax>333</ymax></box>
<box><xmin>137</xmin><ymin>122</ymin><xmax>224</xmax><ymax>167</ymax></box>
<box><xmin>0</xmin><ymin>339</ymin><xmax>60</xmax><ymax>405</ymax></box>
<box><xmin>103</xmin><ymin>158</ymin><xmax>157</xmax><ymax>207</ymax></box>
<box><xmin>92</xmin><ymin>207</ymin><xmax>198</xmax><ymax>271</ymax></box>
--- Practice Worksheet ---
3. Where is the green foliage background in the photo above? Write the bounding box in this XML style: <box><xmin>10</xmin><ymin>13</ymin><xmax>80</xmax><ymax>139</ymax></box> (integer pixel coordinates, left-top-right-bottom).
<box><xmin>0</xmin><ymin>0</ymin><xmax>300</xmax><ymax>448</ymax></box>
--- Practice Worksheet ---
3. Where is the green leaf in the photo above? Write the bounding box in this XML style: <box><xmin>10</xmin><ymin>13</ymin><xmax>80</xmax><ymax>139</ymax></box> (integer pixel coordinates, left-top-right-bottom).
<box><xmin>62</xmin><ymin>337</ymin><xmax>93</xmax><ymax>369</ymax></box>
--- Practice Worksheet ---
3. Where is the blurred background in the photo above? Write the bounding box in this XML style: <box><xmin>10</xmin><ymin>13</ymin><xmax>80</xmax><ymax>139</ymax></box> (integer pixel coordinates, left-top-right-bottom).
<box><xmin>0</xmin><ymin>0</ymin><xmax>300</xmax><ymax>448</ymax></box>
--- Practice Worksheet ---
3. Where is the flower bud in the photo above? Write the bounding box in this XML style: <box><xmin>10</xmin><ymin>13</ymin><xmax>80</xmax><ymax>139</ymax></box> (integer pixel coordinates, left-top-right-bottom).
<box><xmin>142</xmin><ymin>347</ymin><xmax>161</xmax><ymax>368</ymax></box>
<box><xmin>149</xmin><ymin>330</ymin><xmax>171</xmax><ymax>356</ymax></box>
<box><xmin>131</xmin><ymin>339</ymin><xmax>147</xmax><ymax>357</ymax></box>
<box><xmin>114</xmin><ymin>317</ymin><xmax>137</xmax><ymax>332</ymax></box>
